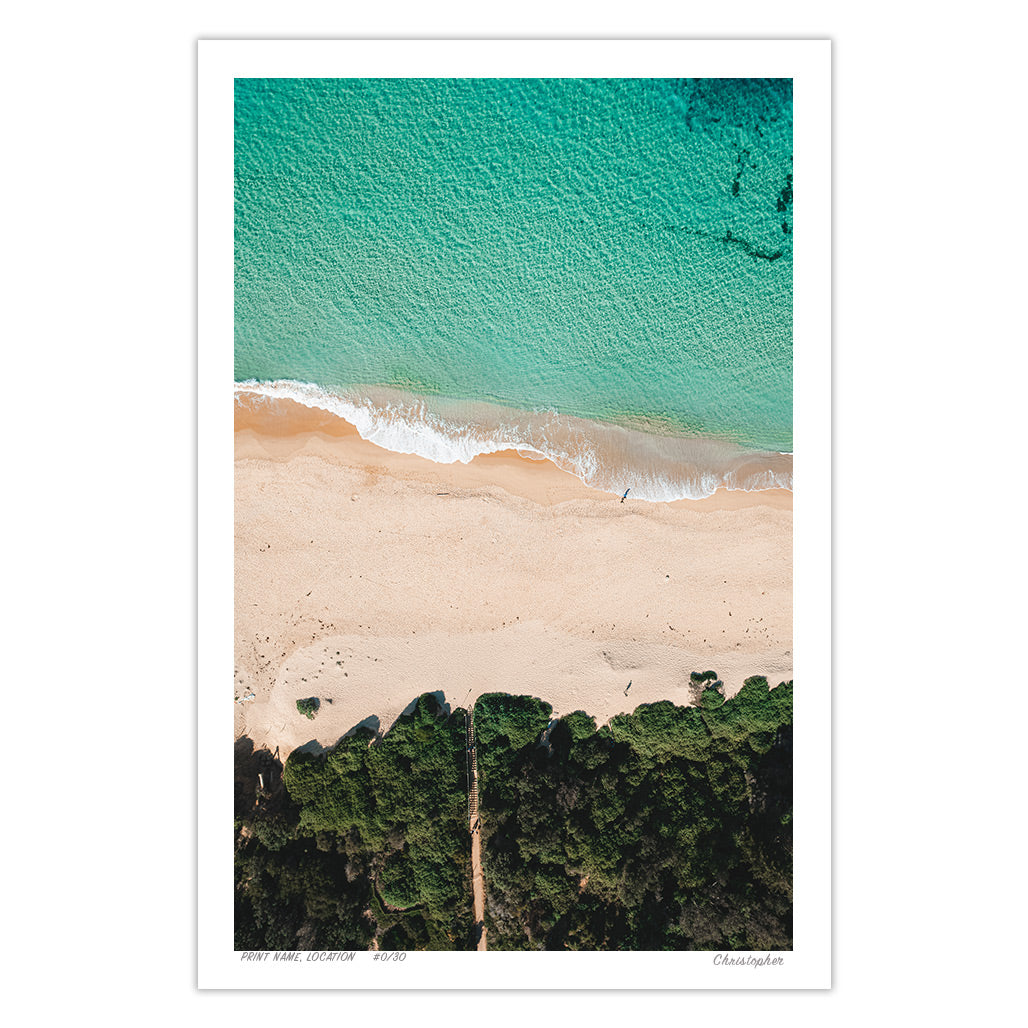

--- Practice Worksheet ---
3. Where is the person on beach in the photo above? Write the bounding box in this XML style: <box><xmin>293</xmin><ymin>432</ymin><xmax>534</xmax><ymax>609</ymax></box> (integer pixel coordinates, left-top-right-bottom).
<box><xmin>625</xmin><ymin>680</ymin><xmax>632</xmax><ymax>695</ymax></box>
<box><xmin>621</xmin><ymin>488</ymin><xmax>630</xmax><ymax>503</ymax></box>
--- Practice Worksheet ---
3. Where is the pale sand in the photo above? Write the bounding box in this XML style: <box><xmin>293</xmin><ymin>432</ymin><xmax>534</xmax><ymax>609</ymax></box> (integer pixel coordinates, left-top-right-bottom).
<box><xmin>234</xmin><ymin>396</ymin><xmax>792</xmax><ymax>760</ymax></box>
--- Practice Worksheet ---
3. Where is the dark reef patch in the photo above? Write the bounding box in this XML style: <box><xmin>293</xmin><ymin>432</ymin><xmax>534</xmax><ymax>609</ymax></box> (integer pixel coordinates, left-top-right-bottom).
<box><xmin>776</xmin><ymin>172</ymin><xmax>794</xmax><ymax>213</ymax></box>
<box><xmin>663</xmin><ymin>222</ymin><xmax>788</xmax><ymax>263</ymax></box>
<box><xmin>671</xmin><ymin>78</ymin><xmax>793</xmax><ymax>142</ymax></box>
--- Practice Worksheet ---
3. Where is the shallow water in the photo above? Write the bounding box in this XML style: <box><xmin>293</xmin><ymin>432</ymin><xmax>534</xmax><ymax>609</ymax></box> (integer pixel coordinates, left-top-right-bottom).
<box><xmin>234</xmin><ymin>78</ymin><xmax>793</xmax><ymax>493</ymax></box>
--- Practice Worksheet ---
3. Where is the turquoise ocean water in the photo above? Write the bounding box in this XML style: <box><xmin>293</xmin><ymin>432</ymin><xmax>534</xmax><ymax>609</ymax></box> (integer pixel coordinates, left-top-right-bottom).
<box><xmin>235</xmin><ymin>78</ymin><xmax>793</xmax><ymax>500</ymax></box>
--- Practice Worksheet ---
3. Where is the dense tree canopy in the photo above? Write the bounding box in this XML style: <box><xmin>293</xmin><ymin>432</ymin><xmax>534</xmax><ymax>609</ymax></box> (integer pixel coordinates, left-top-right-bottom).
<box><xmin>476</xmin><ymin>677</ymin><xmax>793</xmax><ymax>950</ymax></box>
<box><xmin>235</xmin><ymin>693</ymin><xmax>473</xmax><ymax>950</ymax></box>
<box><xmin>235</xmin><ymin>679</ymin><xmax>793</xmax><ymax>951</ymax></box>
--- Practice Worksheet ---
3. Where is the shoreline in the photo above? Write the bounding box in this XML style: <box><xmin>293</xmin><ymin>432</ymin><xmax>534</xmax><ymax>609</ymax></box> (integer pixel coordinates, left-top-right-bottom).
<box><xmin>235</xmin><ymin>393</ymin><xmax>793</xmax><ymax>512</ymax></box>
<box><xmin>235</xmin><ymin>394</ymin><xmax>793</xmax><ymax>760</ymax></box>
<box><xmin>235</xmin><ymin>382</ymin><xmax>794</xmax><ymax>503</ymax></box>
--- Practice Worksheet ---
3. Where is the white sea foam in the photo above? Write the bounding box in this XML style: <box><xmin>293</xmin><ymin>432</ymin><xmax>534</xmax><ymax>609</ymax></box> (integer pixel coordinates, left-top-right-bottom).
<box><xmin>235</xmin><ymin>380</ymin><xmax>793</xmax><ymax>502</ymax></box>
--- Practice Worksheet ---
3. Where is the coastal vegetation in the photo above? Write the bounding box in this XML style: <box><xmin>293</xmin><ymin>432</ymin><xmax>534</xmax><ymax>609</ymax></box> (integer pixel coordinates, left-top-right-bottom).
<box><xmin>295</xmin><ymin>697</ymin><xmax>319</xmax><ymax>720</ymax></box>
<box><xmin>234</xmin><ymin>693</ymin><xmax>473</xmax><ymax>950</ymax></box>
<box><xmin>475</xmin><ymin>677</ymin><xmax>793</xmax><ymax>950</ymax></box>
<box><xmin>235</xmin><ymin>679</ymin><xmax>793</xmax><ymax>951</ymax></box>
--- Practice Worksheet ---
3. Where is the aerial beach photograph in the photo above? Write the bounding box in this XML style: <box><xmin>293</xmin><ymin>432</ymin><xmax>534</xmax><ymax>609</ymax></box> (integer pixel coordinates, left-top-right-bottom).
<box><xmin>14</xmin><ymin>6</ymin><xmax>1023</xmax><ymax>1019</ymax></box>
<box><xmin>231</xmin><ymin>75</ymin><xmax>795</xmax><ymax>954</ymax></box>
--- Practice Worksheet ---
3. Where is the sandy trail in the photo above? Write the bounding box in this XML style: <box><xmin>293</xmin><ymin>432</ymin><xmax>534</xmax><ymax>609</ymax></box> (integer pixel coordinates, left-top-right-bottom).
<box><xmin>234</xmin><ymin>396</ymin><xmax>792</xmax><ymax>760</ymax></box>
<box><xmin>471</xmin><ymin>820</ymin><xmax>486</xmax><ymax>951</ymax></box>
<box><xmin>468</xmin><ymin>713</ymin><xmax>486</xmax><ymax>950</ymax></box>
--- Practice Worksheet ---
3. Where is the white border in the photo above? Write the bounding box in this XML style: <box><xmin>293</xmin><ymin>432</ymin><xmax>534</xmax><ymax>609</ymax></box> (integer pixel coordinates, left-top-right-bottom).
<box><xmin>199</xmin><ymin>39</ymin><xmax>831</xmax><ymax>989</ymax></box>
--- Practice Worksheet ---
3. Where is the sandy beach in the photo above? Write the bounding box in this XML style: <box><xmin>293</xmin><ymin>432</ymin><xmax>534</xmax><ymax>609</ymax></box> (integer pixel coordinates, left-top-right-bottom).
<box><xmin>234</xmin><ymin>395</ymin><xmax>792</xmax><ymax>760</ymax></box>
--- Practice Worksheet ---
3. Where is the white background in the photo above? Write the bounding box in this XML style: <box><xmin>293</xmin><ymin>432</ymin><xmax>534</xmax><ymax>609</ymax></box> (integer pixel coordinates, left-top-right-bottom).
<box><xmin>5</xmin><ymin>1</ymin><xmax>1023</xmax><ymax>1023</ymax></box>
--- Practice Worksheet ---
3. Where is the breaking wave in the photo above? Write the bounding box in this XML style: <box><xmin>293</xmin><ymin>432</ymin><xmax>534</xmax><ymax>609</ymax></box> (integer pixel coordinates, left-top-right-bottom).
<box><xmin>235</xmin><ymin>380</ymin><xmax>792</xmax><ymax>502</ymax></box>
